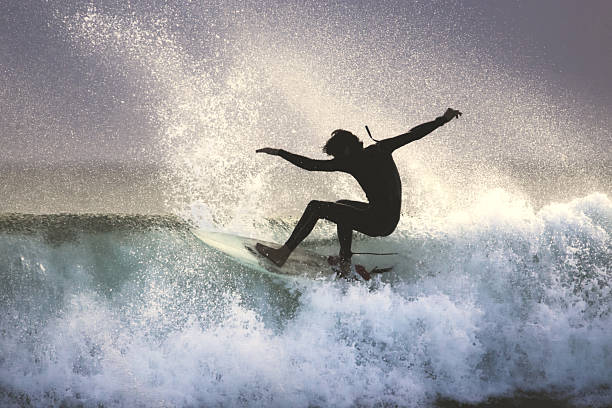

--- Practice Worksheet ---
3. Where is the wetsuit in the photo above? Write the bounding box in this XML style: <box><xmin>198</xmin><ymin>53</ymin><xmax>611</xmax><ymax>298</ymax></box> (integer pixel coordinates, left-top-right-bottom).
<box><xmin>278</xmin><ymin>116</ymin><xmax>449</xmax><ymax>260</ymax></box>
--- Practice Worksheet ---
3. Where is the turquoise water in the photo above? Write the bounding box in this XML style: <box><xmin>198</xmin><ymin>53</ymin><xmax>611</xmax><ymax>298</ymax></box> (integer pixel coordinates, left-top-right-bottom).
<box><xmin>1</xmin><ymin>192</ymin><xmax>610</xmax><ymax>407</ymax></box>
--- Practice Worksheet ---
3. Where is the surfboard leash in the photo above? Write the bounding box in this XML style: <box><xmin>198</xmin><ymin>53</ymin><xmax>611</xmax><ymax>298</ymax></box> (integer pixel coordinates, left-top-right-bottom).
<box><xmin>351</xmin><ymin>251</ymin><xmax>398</xmax><ymax>256</ymax></box>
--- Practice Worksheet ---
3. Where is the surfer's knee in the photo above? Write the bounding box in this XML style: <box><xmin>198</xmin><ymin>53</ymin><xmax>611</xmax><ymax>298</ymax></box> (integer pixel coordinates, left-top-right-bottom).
<box><xmin>378</xmin><ymin>222</ymin><xmax>398</xmax><ymax>237</ymax></box>
<box><xmin>308</xmin><ymin>200</ymin><xmax>340</xmax><ymax>222</ymax></box>
<box><xmin>360</xmin><ymin>219</ymin><xmax>397</xmax><ymax>237</ymax></box>
<box><xmin>306</xmin><ymin>200</ymin><xmax>325</xmax><ymax>212</ymax></box>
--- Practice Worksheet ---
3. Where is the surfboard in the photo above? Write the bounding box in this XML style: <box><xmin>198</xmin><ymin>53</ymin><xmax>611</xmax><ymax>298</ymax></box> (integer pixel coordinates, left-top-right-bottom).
<box><xmin>191</xmin><ymin>229</ymin><xmax>335</xmax><ymax>280</ymax></box>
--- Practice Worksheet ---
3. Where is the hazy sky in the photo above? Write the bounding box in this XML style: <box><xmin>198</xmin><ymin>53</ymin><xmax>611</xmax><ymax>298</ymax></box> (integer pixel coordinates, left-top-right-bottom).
<box><xmin>1</xmin><ymin>0</ymin><xmax>611</xmax><ymax>165</ymax></box>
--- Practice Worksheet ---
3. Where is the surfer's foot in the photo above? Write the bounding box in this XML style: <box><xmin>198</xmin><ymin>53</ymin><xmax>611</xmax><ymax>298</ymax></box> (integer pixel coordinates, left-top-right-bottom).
<box><xmin>328</xmin><ymin>255</ymin><xmax>351</xmax><ymax>278</ymax></box>
<box><xmin>328</xmin><ymin>256</ymin><xmax>370</xmax><ymax>281</ymax></box>
<box><xmin>337</xmin><ymin>258</ymin><xmax>352</xmax><ymax>279</ymax></box>
<box><xmin>255</xmin><ymin>243</ymin><xmax>291</xmax><ymax>267</ymax></box>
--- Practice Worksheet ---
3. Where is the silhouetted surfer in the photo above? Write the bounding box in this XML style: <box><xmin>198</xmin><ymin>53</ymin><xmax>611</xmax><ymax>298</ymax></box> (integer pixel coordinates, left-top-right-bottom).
<box><xmin>256</xmin><ymin>108</ymin><xmax>462</xmax><ymax>278</ymax></box>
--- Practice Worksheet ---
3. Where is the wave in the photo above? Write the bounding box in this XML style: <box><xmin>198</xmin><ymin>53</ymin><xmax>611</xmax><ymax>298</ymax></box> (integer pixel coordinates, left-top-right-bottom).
<box><xmin>0</xmin><ymin>192</ymin><xmax>610</xmax><ymax>407</ymax></box>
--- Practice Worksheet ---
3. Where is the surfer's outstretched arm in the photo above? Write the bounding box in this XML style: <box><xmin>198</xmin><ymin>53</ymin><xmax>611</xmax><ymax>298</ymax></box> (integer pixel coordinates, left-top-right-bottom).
<box><xmin>256</xmin><ymin>148</ymin><xmax>342</xmax><ymax>172</ymax></box>
<box><xmin>378</xmin><ymin>108</ymin><xmax>461</xmax><ymax>153</ymax></box>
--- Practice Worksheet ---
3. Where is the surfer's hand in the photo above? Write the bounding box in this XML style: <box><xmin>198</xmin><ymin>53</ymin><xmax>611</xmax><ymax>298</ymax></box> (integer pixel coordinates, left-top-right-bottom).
<box><xmin>256</xmin><ymin>148</ymin><xmax>280</xmax><ymax>156</ymax></box>
<box><xmin>442</xmin><ymin>108</ymin><xmax>462</xmax><ymax>122</ymax></box>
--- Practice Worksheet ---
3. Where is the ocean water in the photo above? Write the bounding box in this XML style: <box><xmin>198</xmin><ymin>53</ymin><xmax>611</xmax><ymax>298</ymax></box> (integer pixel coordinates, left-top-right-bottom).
<box><xmin>2</xmin><ymin>1</ymin><xmax>611</xmax><ymax>406</ymax></box>
<box><xmin>1</xmin><ymin>191</ymin><xmax>610</xmax><ymax>407</ymax></box>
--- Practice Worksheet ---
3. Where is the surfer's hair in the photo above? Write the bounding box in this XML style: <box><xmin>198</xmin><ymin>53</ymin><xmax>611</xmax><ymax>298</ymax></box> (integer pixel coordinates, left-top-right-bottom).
<box><xmin>323</xmin><ymin>129</ymin><xmax>360</xmax><ymax>157</ymax></box>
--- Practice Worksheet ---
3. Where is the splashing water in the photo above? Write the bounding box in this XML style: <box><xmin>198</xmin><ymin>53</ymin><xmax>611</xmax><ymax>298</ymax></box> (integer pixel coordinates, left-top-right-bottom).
<box><xmin>1</xmin><ymin>1</ymin><xmax>611</xmax><ymax>407</ymax></box>
<box><xmin>1</xmin><ymin>192</ymin><xmax>610</xmax><ymax>407</ymax></box>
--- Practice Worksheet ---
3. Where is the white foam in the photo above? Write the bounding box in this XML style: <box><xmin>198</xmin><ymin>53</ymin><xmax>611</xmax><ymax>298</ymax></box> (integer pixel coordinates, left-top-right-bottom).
<box><xmin>1</xmin><ymin>196</ymin><xmax>610</xmax><ymax>408</ymax></box>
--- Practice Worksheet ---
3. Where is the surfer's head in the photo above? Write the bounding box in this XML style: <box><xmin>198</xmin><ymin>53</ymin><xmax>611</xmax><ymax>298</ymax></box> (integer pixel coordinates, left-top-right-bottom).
<box><xmin>323</xmin><ymin>129</ymin><xmax>363</xmax><ymax>158</ymax></box>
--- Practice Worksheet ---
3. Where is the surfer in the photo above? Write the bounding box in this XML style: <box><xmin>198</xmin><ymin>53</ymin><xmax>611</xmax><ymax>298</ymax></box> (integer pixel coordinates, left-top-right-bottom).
<box><xmin>256</xmin><ymin>108</ymin><xmax>462</xmax><ymax>278</ymax></box>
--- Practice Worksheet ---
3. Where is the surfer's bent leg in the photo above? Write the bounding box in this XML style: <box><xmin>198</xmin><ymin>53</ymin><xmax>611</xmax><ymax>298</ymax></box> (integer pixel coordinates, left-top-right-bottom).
<box><xmin>256</xmin><ymin>201</ymin><xmax>331</xmax><ymax>267</ymax></box>
<box><xmin>258</xmin><ymin>199</ymin><xmax>390</xmax><ymax>267</ymax></box>
<box><xmin>284</xmin><ymin>200</ymin><xmax>328</xmax><ymax>251</ymax></box>
<box><xmin>284</xmin><ymin>200</ymin><xmax>367</xmax><ymax>257</ymax></box>
<box><xmin>337</xmin><ymin>223</ymin><xmax>352</xmax><ymax>260</ymax></box>
<box><xmin>335</xmin><ymin>200</ymin><xmax>370</xmax><ymax>261</ymax></box>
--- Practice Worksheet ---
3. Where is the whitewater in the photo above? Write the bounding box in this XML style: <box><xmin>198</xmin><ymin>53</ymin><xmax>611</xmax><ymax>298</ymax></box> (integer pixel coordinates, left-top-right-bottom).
<box><xmin>1</xmin><ymin>190</ymin><xmax>610</xmax><ymax>407</ymax></box>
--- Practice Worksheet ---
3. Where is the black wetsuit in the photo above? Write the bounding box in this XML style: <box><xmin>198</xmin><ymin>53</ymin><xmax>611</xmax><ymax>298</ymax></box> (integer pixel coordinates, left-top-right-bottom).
<box><xmin>278</xmin><ymin>116</ymin><xmax>448</xmax><ymax>260</ymax></box>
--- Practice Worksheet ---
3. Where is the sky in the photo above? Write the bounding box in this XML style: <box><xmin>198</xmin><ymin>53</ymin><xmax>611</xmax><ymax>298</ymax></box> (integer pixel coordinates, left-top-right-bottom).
<box><xmin>0</xmin><ymin>0</ymin><xmax>610</xmax><ymax>166</ymax></box>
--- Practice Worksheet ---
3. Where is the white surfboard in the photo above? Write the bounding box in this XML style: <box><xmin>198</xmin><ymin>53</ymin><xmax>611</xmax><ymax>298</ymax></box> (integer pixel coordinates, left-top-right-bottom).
<box><xmin>192</xmin><ymin>229</ymin><xmax>335</xmax><ymax>280</ymax></box>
